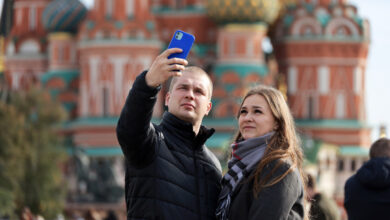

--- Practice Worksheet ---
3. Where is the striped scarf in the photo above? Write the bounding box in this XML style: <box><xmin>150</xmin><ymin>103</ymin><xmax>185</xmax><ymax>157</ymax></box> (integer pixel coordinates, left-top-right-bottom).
<box><xmin>215</xmin><ymin>132</ymin><xmax>274</xmax><ymax>220</ymax></box>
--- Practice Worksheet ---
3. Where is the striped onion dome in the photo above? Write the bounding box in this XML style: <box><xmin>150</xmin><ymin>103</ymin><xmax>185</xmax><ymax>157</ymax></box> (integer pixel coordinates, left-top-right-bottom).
<box><xmin>206</xmin><ymin>0</ymin><xmax>282</xmax><ymax>24</ymax></box>
<box><xmin>42</xmin><ymin>0</ymin><xmax>87</xmax><ymax>33</ymax></box>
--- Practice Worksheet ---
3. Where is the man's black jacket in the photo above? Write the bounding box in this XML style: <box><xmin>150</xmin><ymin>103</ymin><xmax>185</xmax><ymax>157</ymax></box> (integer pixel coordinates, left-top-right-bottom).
<box><xmin>116</xmin><ymin>71</ymin><xmax>222</xmax><ymax>220</ymax></box>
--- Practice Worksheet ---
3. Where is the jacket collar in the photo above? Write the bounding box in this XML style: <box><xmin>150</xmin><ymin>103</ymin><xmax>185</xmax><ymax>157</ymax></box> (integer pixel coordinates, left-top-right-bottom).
<box><xmin>161</xmin><ymin>112</ymin><xmax>215</xmax><ymax>150</ymax></box>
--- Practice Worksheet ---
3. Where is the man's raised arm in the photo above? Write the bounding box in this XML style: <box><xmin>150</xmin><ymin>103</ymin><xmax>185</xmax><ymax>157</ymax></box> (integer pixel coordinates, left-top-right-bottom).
<box><xmin>116</xmin><ymin>48</ymin><xmax>187</xmax><ymax>166</ymax></box>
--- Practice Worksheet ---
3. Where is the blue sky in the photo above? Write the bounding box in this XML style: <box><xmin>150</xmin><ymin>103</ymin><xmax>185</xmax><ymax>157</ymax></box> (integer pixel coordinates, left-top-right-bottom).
<box><xmin>349</xmin><ymin>0</ymin><xmax>390</xmax><ymax>139</ymax></box>
<box><xmin>0</xmin><ymin>0</ymin><xmax>389</xmax><ymax>140</ymax></box>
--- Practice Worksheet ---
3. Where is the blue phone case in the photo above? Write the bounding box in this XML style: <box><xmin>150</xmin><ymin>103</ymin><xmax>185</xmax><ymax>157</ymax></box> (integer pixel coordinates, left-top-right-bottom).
<box><xmin>167</xmin><ymin>30</ymin><xmax>195</xmax><ymax>59</ymax></box>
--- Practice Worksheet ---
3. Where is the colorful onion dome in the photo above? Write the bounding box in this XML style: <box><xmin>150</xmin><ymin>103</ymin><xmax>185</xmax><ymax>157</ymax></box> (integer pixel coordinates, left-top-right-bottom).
<box><xmin>206</xmin><ymin>0</ymin><xmax>282</xmax><ymax>24</ymax></box>
<box><xmin>42</xmin><ymin>0</ymin><xmax>87</xmax><ymax>33</ymax></box>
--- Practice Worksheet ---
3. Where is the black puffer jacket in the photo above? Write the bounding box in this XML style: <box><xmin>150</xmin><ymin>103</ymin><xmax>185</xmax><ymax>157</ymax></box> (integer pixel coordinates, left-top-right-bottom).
<box><xmin>116</xmin><ymin>71</ymin><xmax>222</xmax><ymax>220</ymax></box>
<box><xmin>344</xmin><ymin>157</ymin><xmax>390</xmax><ymax>220</ymax></box>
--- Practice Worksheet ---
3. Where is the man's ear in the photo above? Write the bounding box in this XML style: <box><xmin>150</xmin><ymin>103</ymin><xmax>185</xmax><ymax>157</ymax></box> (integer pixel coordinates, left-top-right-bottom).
<box><xmin>205</xmin><ymin>101</ymin><xmax>212</xmax><ymax>115</ymax></box>
<box><xmin>165</xmin><ymin>92</ymin><xmax>170</xmax><ymax>106</ymax></box>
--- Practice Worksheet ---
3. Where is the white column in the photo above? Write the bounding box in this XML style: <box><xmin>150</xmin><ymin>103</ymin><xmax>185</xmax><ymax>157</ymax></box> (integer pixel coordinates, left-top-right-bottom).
<box><xmin>318</xmin><ymin>66</ymin><xmax>329</xmax><ymax>94</ymax></box>
<box><xmin>126</xmin><ymin>0</ymin><xmax>134</xmax><ymax>17</ymax></box>
<box><xmin>137</xmin><ymin>56</ymin><xmax>152</xmax><ymax>71</ymax></box>
<box><xmin>80</xmin><ymin>82</ymin><xmax>89</xmax><ymax>116</ymax></box>
<box><xmin>336</xmin><ymin>93</ymin><xmax>345</xmax><ymax>119</ymax></box>
<box><xmin>353</xmin><ymin>67</ymin><xmax>362</xmax><ymax>94</ymax></box>
<box><xmin>89</xmin><ymin>56</ymin><xmax>100</xmax><ymax>101</ymax></box>
<box><xmin>288</xmin><ymin>66</ymin><xmax>297</xmax><ymax>95</ymax></box>
<box><xmin>109</xmin><ymin>57</ymin><xmax>127</xmax><ymax>104</ymax></box>
<box><xmin>12</xmin><ymin>72</ymin><xmax>21</xmax><ymax>89</ymax></box>
<box><xmin>29</xmin><ymin>6</ymin><xmax>36</xmax><ymax>31</ymax></box>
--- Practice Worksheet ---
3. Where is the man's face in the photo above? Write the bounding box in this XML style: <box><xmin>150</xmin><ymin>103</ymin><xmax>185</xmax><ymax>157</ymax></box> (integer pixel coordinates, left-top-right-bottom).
<box><xmin>165</xmin><ymin>72</ymin><xmax>212</xmax><ymax>125</ymax></box>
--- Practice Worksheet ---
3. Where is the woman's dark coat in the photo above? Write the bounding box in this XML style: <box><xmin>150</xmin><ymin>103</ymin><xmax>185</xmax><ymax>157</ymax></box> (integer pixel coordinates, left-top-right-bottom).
<box><xmin>225</xmin><ymin>160</ymin><xmax>305</xmax><ymax>220</ymax></box>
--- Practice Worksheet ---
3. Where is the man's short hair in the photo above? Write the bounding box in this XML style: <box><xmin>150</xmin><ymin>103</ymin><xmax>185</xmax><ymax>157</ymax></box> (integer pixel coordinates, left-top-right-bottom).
<box><xmin>168</xmin><ymin>66</ymin><xmax>213</xmax><ymax>99</ymax></box>
<box><xmin>369</xmin><ymin>138</ymin><xmax>390</xmax><ymax>159</ymax></box>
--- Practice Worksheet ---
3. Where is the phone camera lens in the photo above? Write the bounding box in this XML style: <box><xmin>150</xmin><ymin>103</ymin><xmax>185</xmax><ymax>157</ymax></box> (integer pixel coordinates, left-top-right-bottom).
<box><xmin>175</xmin><ymin>32</ymin><xmax>183</xmax><ymax>40</ymax></box>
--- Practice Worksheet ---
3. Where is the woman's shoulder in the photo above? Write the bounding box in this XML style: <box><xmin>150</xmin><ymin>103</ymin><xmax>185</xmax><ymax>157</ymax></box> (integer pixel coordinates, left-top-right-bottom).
<box><xmin>264</xmin><ymin>159</ymin><xmax>293</xmax><ymax>173</ymax></box>
<box><xmin>262</xmin><ymin>159</ymin><xmax>301</xmax><ymax>184</ymax></box>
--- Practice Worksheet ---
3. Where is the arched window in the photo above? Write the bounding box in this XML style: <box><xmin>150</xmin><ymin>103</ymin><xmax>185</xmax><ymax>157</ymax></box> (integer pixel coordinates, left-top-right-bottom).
<box><xmin>304</xmin><ymin>27</ymin><xmax>314</xmax><ymax>36</ymax></box>
<box><xmin>325</xmin><ymin>18</ymin><xmax>359</xmax><ymax>37</ymax></box>
<box><xmin>337</xmin><ymin>159</ymin><xmax>344</xmax><ymax>171</ymax></box>
<box><xmin>6</xmin><ymin>42</ymin><xmax>15</xmax><ymax>55</ymax></box>
<box><xmin>19</xmin><ymin>40</ymin><xmax>40</xmax><ymax>54</ymax></box>
<box><xmin>307</xmin><ymin>96</ymin><xmax>315</xmax><ymax>119</ymax></box>
<box><xmin>291</xmin><ymin>17</ymin><xmax>322</xmax><ymax>36</ymax></box>
<box><xmin>351</xmin><ymin>159</ymin><xmax>356</xmax><ymax>171</ymax></box>
<box><xmin>337</xmin><ymin>27</ymin><xmax>347</xmax><ymax>36</ymax></box>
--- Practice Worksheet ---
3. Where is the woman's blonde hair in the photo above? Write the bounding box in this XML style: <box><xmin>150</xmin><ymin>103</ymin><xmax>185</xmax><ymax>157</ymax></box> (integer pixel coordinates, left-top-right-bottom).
<box><xmin>235</xmin><ymin>85</ymin><xmax>305</xmax><ymax>198</ymax></box>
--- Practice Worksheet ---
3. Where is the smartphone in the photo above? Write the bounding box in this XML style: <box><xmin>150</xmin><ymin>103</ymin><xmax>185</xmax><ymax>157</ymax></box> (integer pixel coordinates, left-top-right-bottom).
<box><xmin>167</xmin><ymin>30</ymin><xmax>195</xmax><ymax>59</ymax></box>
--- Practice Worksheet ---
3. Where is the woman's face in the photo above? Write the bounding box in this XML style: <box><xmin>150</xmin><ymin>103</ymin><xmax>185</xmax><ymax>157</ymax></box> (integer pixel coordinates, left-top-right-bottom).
<box><xmin>238</xmin><ymin>94</ymin><xmax>277</xmax><ymax>140</ymax></box>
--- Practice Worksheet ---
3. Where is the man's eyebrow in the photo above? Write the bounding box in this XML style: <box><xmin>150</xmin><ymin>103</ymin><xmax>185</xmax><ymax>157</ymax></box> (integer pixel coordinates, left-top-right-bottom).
<box><xmin>176</xmin><ymin>83</ymin><xmax>189</xmax><ymax>87</ymax></box>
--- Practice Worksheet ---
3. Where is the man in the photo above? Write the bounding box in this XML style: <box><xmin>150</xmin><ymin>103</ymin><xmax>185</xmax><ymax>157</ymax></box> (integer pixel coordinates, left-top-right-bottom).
<box><xmin>306</xmin><ymin>174</ymin><xmax>340</xmax><ymax>220</ymax></box>
<box><xmin>116</xmin><ymin>48</ymin><xmax>222</xmax><ymax>220</ymax></box>
<box><xmin>344</xmin><ymin>138</ymin><xmax>390</xmax><ymax>220</ymax></box>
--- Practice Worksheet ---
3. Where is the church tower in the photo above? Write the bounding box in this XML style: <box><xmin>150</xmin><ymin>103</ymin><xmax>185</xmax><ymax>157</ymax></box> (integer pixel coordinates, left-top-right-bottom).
<box><xmin>206</xmin><ymin>0</ymin><xmax>282</xmax><ymax>119</ymax></box>
<box><xmin>41</xmin><ymin>0</ymin><xmax>87</xmax><ymax>118</ymax></box>
<box><xmin>76</xmin><ymin>0</ymin><xmax>162</xmax><ymax>118</ymax></box>
<box><xmin>152</xmin><ymin>0</ymin><xmax>218</xmax><ymax>69</ymax></box>
<box><xmin>273</xmin><ymin>0</ymin><xmax>371</xmax><ymax>147</ymax></box>
<box><xmin>3</xmin><ymin>0</ymin><xmax>51</xmax><ymax>90</ymax></box>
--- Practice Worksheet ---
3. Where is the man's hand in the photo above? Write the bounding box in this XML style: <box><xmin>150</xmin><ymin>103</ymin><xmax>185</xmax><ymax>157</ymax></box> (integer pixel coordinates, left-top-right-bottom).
<box><xmin>145</xmin><ymin>48</ymin><xmax>188</xmax><ymax>88</ymax></box>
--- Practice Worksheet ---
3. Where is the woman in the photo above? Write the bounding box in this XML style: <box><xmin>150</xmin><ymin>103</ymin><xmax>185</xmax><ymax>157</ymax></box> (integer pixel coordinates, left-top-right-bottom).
<box><xmin>216</xmin><ymin>85</ymin><xmax>306</xmax><ymax>220</ymax></box>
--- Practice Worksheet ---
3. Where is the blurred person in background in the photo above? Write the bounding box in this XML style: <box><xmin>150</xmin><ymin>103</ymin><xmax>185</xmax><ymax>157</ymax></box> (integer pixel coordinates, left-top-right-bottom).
<box><xmin>344</xmin><ymin>138</ymin><xmax>390</xmax><ymax>220</ymax></box>
<box><xmin>306</xmin><ymin>174</ymin><xmax>340</xmax><ymax>220</ymax></box>
<box><xmin>21</xmin><ymin>207</ymin><xmax>34</xmax><ymax>220</ymax></box>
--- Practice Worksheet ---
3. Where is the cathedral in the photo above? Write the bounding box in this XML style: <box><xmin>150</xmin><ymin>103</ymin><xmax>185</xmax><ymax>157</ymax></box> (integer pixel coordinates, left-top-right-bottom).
<box><xmin>0</xmin><ymin>0</ymin><xmax>371</xmax><ymax>218</ymax></box>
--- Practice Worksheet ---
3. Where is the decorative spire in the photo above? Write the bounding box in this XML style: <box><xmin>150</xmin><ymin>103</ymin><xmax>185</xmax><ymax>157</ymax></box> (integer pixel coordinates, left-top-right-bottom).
<box><xmin>380</xmin><ymin>124</ymin><xmax>387</xmax><ymax>138</ymax></box>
